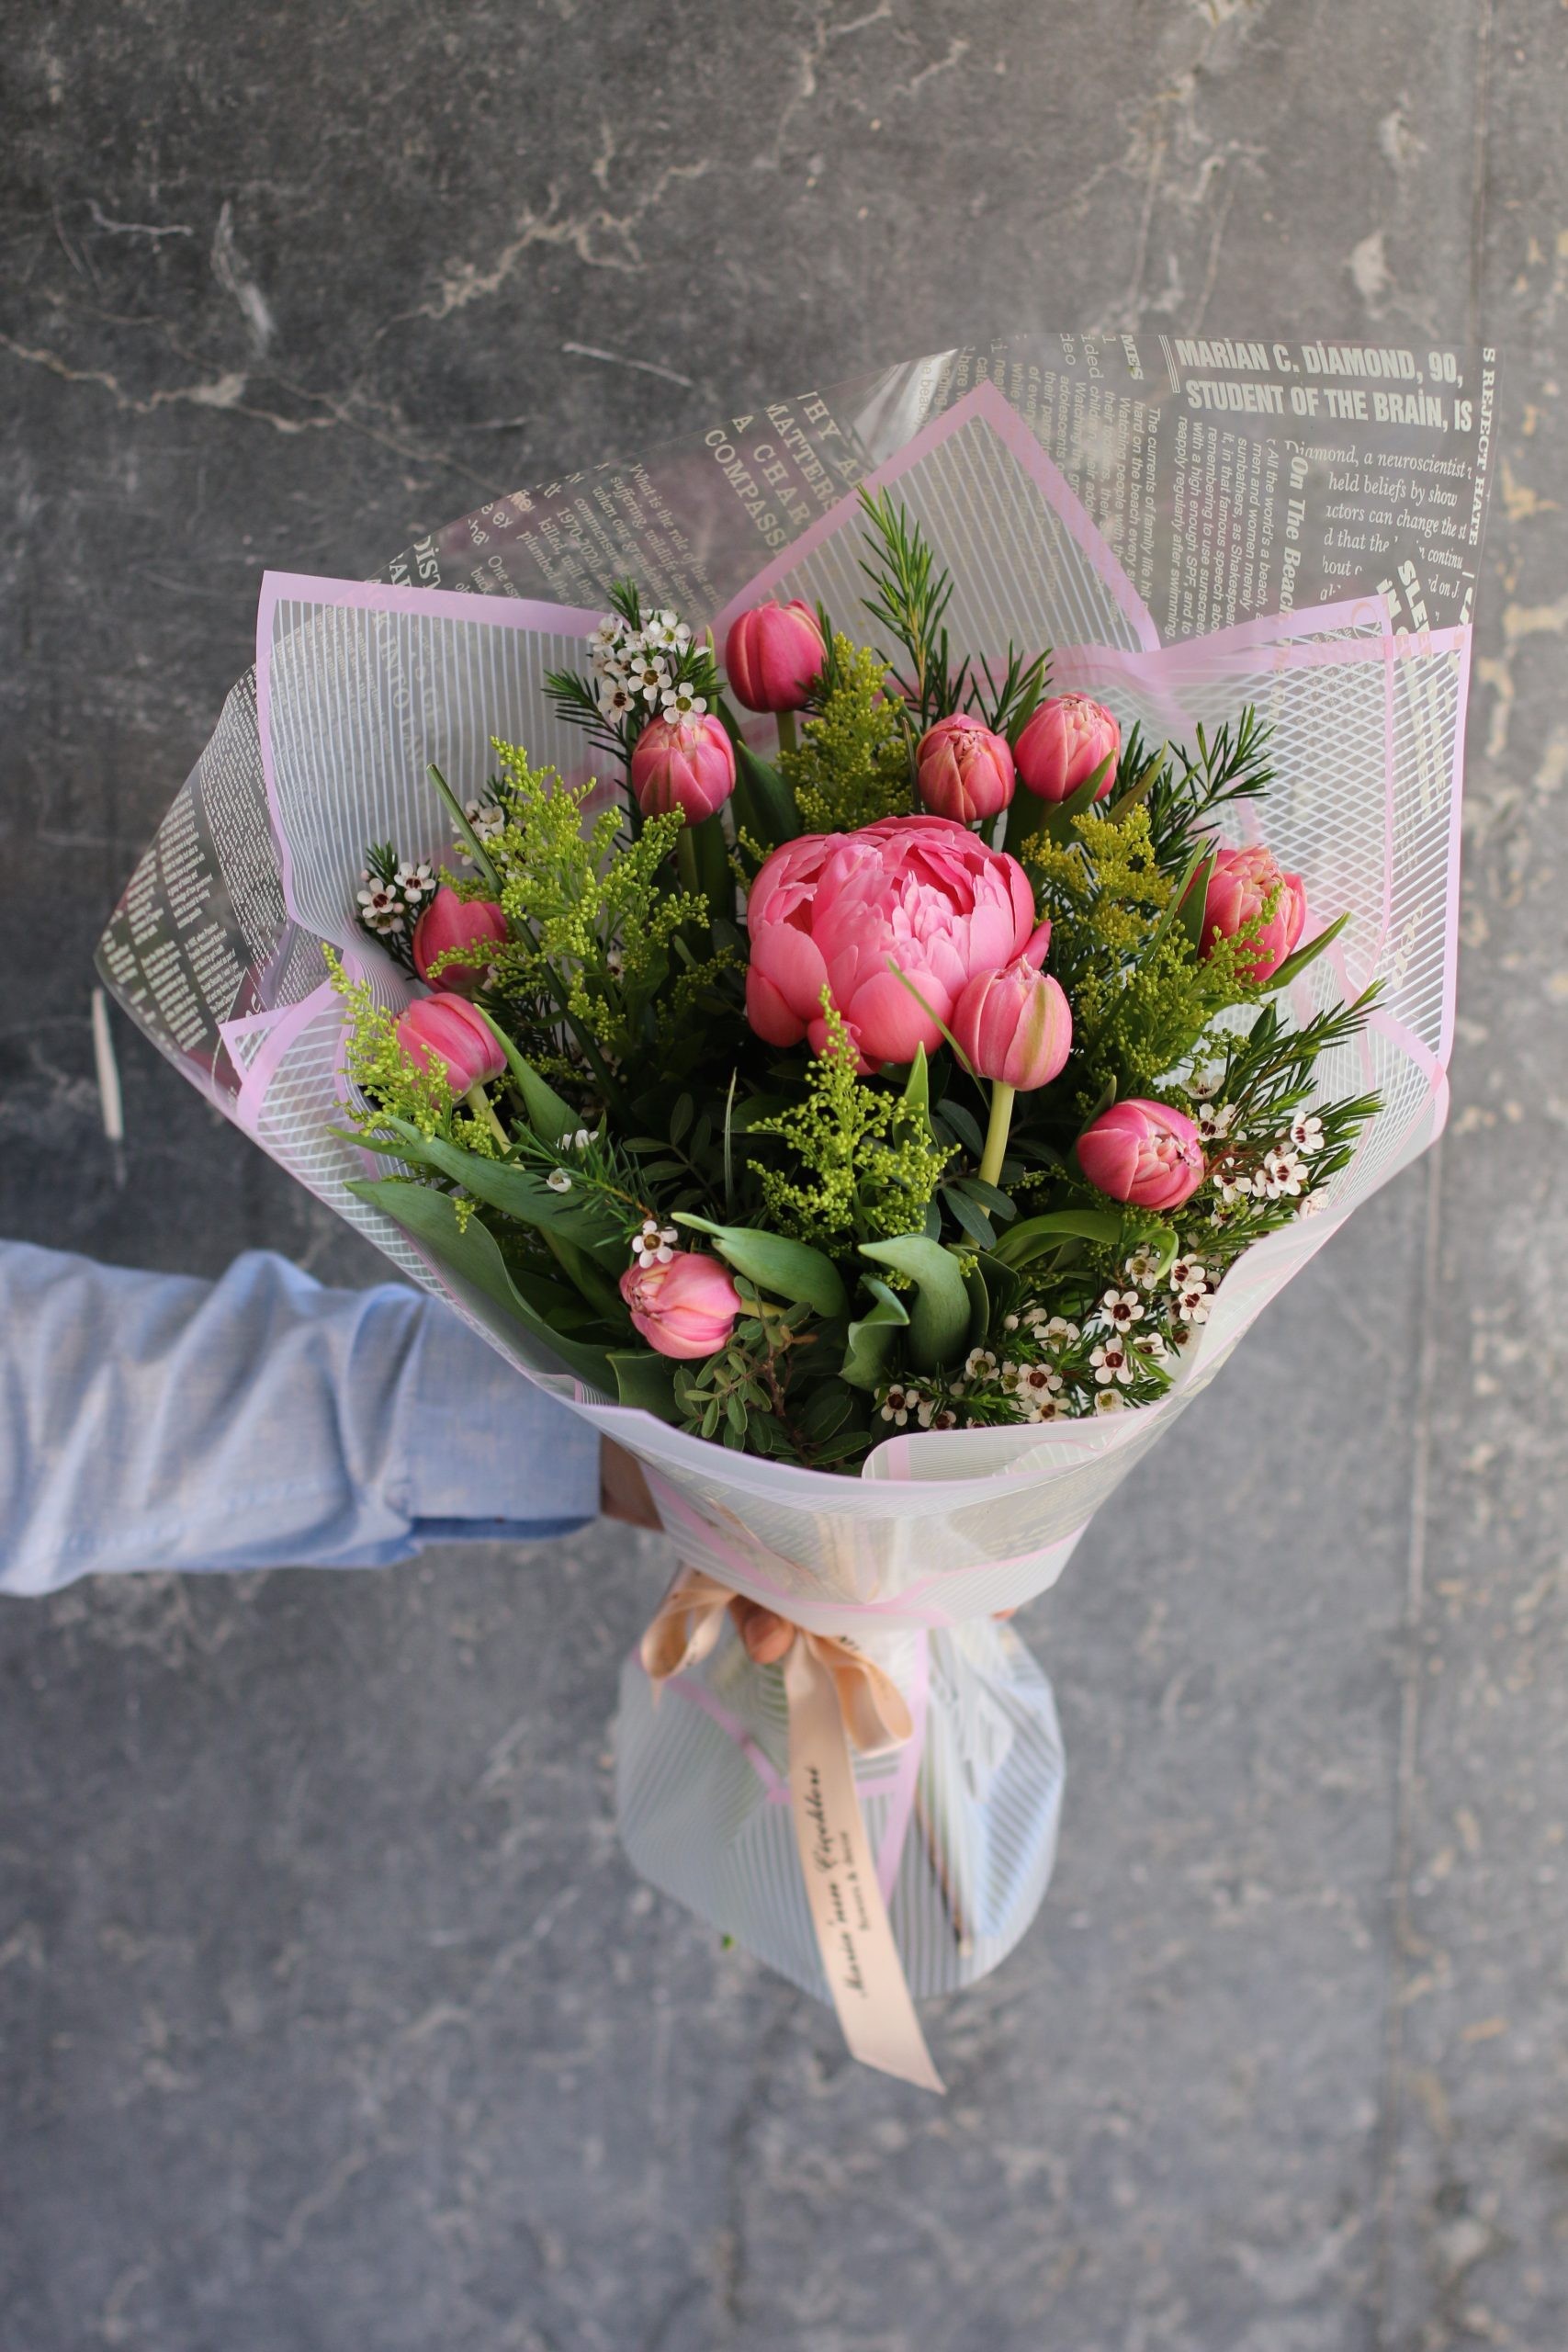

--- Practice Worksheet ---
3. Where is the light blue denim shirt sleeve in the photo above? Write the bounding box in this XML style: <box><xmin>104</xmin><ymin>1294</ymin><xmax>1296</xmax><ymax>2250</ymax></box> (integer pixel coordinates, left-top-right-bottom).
<box><xmin>0</xmin><ymin>1240</ymin><xmax>602</xmax><ymax>1595</ymax></box>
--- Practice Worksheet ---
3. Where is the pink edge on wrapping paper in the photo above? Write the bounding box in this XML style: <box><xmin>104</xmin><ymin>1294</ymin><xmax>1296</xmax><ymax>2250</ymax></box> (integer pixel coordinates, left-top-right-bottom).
<box><xmin>710</xmin><ymin>379</ymin><xmax>1161</xmax><ymax>654</ymax></box>
<box><xmin>254</xmin><ymin>569</ymin><xmax>606</xmax><ymax>931</ymax></box>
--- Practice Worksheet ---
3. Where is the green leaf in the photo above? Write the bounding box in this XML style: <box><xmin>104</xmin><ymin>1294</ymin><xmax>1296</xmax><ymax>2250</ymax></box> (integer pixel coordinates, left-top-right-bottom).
<box><xmin>1177</xmin><ymin>849</ymin><xmax>1218</xmax><ymax>954</ymax></box>
<box><xmin>972</xmin><ymin>1249</ymin><xmax>1022</xmax><ymax>1331</ymax></box>
<box><xmin>732</xmin><ymin>740</ymin><xmax>803</xmax><ymax>844</ymax></box>
<box><xmin>798</xmin><ymin>1383</ymin><xmax>854</xmax><ymax>1442</ymax></box>
<box><xmin>669</xmin><ymin>1092</ymin><xmax>694</xmax><ymax>1147</ymax></box>
<box><xmin>381</xmin><ymin>1122</ymin><xmax>625</xmax><ymax>1261</ymax></box>
<box><xmin>933</xmin><ymin>1096</ymin><xmax>985</xmax><ymax>1159</ymax></box>
<box><xmin>961</xmin><ymin>1255</ymin><xmax>990</xmax><ymax>1351</ymax></box>
<box><xmin>348</xmin><ymin>1178</ymin><xmax>613</xmax><ymax>1387</ymax></box>
<box><xmin>993</xmin><ymin>1207</ymin><xmax>1127</xmax><ymax>1270</ymax></box>
<box><xmin>952</xmin><ymin>1174</ymin><xmax>1018</xmax><ymax>1221</ymax></box>
<box><xmin>1265</xmin><ymin>909</ymin><xmax>1351</xmax><ymax>992</ymax></box>
<box><xmin>942</xmin><ymin>1186</ymin><xmax>996</xmax><ymax>1250</ymax></box>
<box><xmin>608</xmin><ymin>1351</ymin><xmax>681</xmax><ymax>1421</ymax></box>
<box><xmin>839</xmin><ymin>1275</ymin><xmax>909</xmax><ymax>1391</ymax></box>
<box><xmin>543</xmin><ymin>1228</ymin><xmax>628</xmax><ymax>1323</ymax></box>
<box><xmin>691</xmin><ymin>810</ymin><xmax>732</xmax><ymax>926</ymax></box>
<box><xmin>902</xmin><ymin>1043</ymin><xmax>931</xmax><ymax>1125</ymax></box>
<box><xmin>857</xmin><ymin>1234</ymin><xmax>971</xmax><ymax>1373</ymax></box>
<box><xmin>473</xmin><ymin>1013</ymin><xmax>577</xmax><ymax>1143</ymax></box>
<box><xmin>673</xmin><ymin>1214</ymin><xmax>847</xmax><ymax>1317</ymax></box>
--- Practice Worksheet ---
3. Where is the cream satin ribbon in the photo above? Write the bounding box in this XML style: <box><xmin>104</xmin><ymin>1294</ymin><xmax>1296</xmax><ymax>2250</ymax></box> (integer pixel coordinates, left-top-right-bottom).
<box><xmin>640</xmin><ymin>1569</ymin><xmax>945</xmax><ymax>2095</ymax></box>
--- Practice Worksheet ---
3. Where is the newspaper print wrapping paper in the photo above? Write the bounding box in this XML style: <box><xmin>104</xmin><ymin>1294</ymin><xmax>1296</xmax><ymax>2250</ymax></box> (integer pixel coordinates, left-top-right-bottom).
<box><xmin>98</xmin><ymin>334</ymin><xmax>1495</xmax><ymax>2027</ymax></box>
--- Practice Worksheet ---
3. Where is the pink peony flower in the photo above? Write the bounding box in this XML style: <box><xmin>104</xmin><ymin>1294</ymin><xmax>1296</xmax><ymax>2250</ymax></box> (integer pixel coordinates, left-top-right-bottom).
<box><xmin>951</xmin><ymin>952</ymin><xmax>1072</xmax><ymax>1091</ymax></box>
<box><xmin>915</xmin><ymin>716</ymin><xmax>1016</xmax><ymax>823</ymax></box>
<box><xmin>724</xmin><ymin>599</ymin><xmax>826</xmax><ymax>713</ymax></box>
<box><xmin>396</xmin><ymin>994</ymin><xmax>506</xmax><ymax>1095</ymax></box>
<box><xmin>1195</xmin><ymin>844</ymin><xmax>1307</xmax><ymax>983</ymax></box>
<box><xmin>619</xmin><ymin>1250</ymin><xmax>743</xmax><ymax>1360</ymax></box>
<box><xmin>1077</xmin><ymin>1098</ymin><xmax>1205</xmax><ymax>1212</ymax></box>
<box><xmin>1014</xmin><ymin>695</ymin><xmax>1121</xmax><ymax>804</ymax></box>
<box><xmin>744</xmin><ymin>813</ymin><xmax>1045</xmax><ymax>1069</ymax></box>
<box><xmin>412</xmin><ymin>886</ymin><xmax>509</xmax><ymax>997</ymax></box>
<box><xmin>629</xmin><ymin>713</ymin><xmax>737</xmax><ymax>823</ymax></box>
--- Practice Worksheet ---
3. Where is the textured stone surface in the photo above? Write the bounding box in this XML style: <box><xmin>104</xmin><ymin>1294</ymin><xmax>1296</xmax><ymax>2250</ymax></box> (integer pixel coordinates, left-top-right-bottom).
<box><xmin>1</xmin><ymin>4</ymin><xmax>1562</xmax><ymax>2346</ymax></box>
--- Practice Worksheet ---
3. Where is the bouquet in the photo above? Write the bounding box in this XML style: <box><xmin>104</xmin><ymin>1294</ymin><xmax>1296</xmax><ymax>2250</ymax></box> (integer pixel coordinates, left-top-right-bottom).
<box><xmin>334</xmin><ymin>494</ymin><xmax>1372</xmax><ymax>1467</ymax></box>
<box><xmin>99</xmin><ymin>338</ymin><xmax>1494</xmax><ymax>2088</ymax></box>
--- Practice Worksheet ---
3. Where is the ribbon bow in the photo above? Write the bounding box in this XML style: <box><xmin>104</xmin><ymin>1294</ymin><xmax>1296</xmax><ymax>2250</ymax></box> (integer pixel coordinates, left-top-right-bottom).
<box><xmin>640</xmin><ymin>1567</ymin><xmax>944</xmax><ymax>2095</ymax></box>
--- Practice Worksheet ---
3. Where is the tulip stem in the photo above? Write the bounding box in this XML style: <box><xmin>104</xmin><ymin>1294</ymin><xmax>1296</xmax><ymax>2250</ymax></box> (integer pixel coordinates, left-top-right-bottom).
<box><xmin>676</xmin><ymin>821</ymin><xmax>701</xmax><ymax>899</ymax></box>
<box><xmin>464</xmin><ymin>1085</ymin><xmax>512</xmax><ymax>1150</ymax></box>
<box><xmin>978</xmin><ymin>1081</ymin><xmax>1016</xmax><ymax>1189</ymax></box>
<box><xmin>775</xmin><ymin>709</ymin><xmax>797</xmax><ymax>761</ymax></box>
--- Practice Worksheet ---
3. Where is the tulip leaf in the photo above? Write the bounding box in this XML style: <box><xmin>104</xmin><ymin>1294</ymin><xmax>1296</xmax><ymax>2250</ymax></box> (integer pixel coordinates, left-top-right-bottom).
<box><xmin>857</xmin><ymin>1234</ymin><xmax>970</xmax><ymax>1372</ymax></box>
<box><xmin>932</xmin><ymin>1096</ymin><xmax>986</xmax><ymax>1159</ymax></box>
<box><xmin>961</xmin><ymin>1255</ymin><xmax>991</xmax><ymax>1351</ymax></box>
<box><xmin>840</xmin><ymin>1276</ymin><xmax>909</xmax><ymax>1391</ymax></box>
<box><xmin>732</xmin><ymin>741</ymin><xmax>803</xmax><ymax>845</ymax></box>
<box><xmin>993</xmin><ymin>1207</ymin><xmax>1127</xmax><ymax>1270</ymax></box>
<box><xmin>951</xmin><ymin>1174</ymin><xmax>1018</xmax><ymax>1221</ymax></box>
<box><xmin>690</xmin><ymin>809</ymin><xmax>733</xmax><ymax>926</ymax></box>
<box><xmin>475</xmin><ymin>1012</ymin><xmax>580</xmax><ymax>1143</ymax></box>
<box><xmin>348</xmin><ymin>1177</ymin><xmax>614</xmax><ymax>1389</ymax></box>
<box><xmin>543</xmin><ymin>1229</ymin><xmax>628</xmax><ymax>1323</ymax></box>
<box><xmin>1176</xmin><ymin>849</ymin><xmax>1218</xmax><ymax>954</ymax></box>
<box><xmin>379</xmin><ymin>1121</ymin><xmax>625</xmax><ymax>1260</ymax></box>
<box><xmin>608</xmin><ymin>1351</ymin><xmax>682</xmax><ymax>1423</ymax></box>
<box><xmin>971</xmin><ymin>1249</ymin><xmax>1022</xmax><ymax>1330</ymax></box>
<box><xmin>672</xmin><ymin>1215</ymin><xmax>848</xmax><ymax>1318</ymax></box>
<box><xmin>1264</xmin><ymin>909</ymin><xmax>1351</xmax><ymax>993</ymax></box>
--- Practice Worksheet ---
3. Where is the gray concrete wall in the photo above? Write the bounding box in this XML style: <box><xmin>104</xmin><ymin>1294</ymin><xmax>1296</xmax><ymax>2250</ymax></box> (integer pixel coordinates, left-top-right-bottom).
<box><xmin>1</xmin><ymin>6</ymin><xmax>1562</xmax><ymax>2347</ymax></box>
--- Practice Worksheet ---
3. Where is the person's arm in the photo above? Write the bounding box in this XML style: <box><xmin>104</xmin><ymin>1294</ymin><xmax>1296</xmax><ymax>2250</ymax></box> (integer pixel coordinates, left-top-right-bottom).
<box><xmin>0</xmin><ymin>1240</ymin><xmax>604</xmax><ymax>1595</ymax></box>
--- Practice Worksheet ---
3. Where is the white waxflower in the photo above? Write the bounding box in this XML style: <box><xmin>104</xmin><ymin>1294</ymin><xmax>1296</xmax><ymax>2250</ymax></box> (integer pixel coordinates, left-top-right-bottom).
<box><xmin>628</xmin><ymin>656</ymin><xmax>670</xmax><ymax>700</ymax></box>
<box><xmin>1017</xmin><ymin>1363</ymin><xmax>1064</xmax><ymax>1398</ymax></box>
<box><xmin>1100</xmin><ymin>1289</ymin><xmax>1144</xmax><ymax>1332</ymax></box>
<box><xmin>1289</xmin><ymin>1113</ymin><xmax>1325</xmax><ymax>1155</ymax></box>
<box><xmin>356</xmin><ymin>883</ymin><xmax>404</xmax><ymax>934</ymax></box>
<box><xmin>591</xmin><ymin>616</ymin><xmax>620</xmax><ymax>653</ymax></box>
<box><xmin>1089</xmin><ymin>1339</ymin><xmax>1134</xmax><ymax>1386</ymax></box>
<box><xmin>1297</xmin><ymin>1191</ymin><xmax>1327</xmax><ymax>1217</ymax></box>
<box><xmin>599</xmin><ymin>679</ymin><xmax>636</xmax><ymax>720</ymax></box>
<box><xmin>1187</xmin><ymin>1066</ymin><xmax>1224</xmax><ymax>1101</ymax></box>
<box><xmin>1168</xmin><ymin>1258</ymin><xmax>1208</xmax><ymax>1295</ymax></box>
<box><xmin>1174</xmin><ymin>1282</ymin><xmax>1212</xmax><ymax>1324</ymax></box>
<box><xmin>1041</xmin><ymin>1316</ymin><xmax>1079</xmax><ymax>1348</ymax></box>
<box><xmin>1123</xmin><ymin>1249</ymin><xmax>1162</xmax><ymax>1291</ymax></box>
<box><xmin>464</xmin><ymin>799</ymin><xmax>506</xmax><ymax>842</ymax></box>
<box><xmin>1093</xmin><ymin>1388</ymin><xmax>1126</xmax><ymax>1414</ymax></box>
<box><xmin>1196</xmin><ymin>1100</ymin><xmax>1235</xmax><ymax>1144</ymax></box>
<box><xmin>394</xmin><ymin>860</ymin><xmax>436</xmax><ymax>903</ymax></box>
<box><xmin>879</xmin><ymin>1385</ymin><xmax>914</xmax><ymax>1428</ymax></box>
<box><xmin>1134</xmin><ymin>1330</ymin><xmax>1168</xmax><ymax>1359</ymax></box>
<box><xmin>1260</xmin><ymin>1147</ymin><xmax>1305</xmax><ymax>1199</ymax></box>
<box><xmin>917</xmin><ymin>1398</ymin><xmax>959</xmax><ymax>1430</ymax></box>
<box><xmin>546</xmin><ymin>1170</ymin><xmax>573</xmax><ymax>1193</ymax></box>
<box><xmin>1002</xmin><ymin>1312</ymin><xmax>1021</xmax><ymax>1331</ymax></box>
<box><xmin>557</xmin><ymin>1128</ymin><xmax>593</xmax><ymax>1153</ymax></box>
<box><xmin>633</xmin><ymin>1217</ymin><xmax>679</xmax><ymax>1269</ymax></box>
<box><xmin>660</xmin><ymin>685</ymin><xmax>707</xmax><ymax>720</ymax></box>
<box><xmin>963</xmin><ymin>1347</ymin><xmax>999</xmax><ymax>1381</ymax></box>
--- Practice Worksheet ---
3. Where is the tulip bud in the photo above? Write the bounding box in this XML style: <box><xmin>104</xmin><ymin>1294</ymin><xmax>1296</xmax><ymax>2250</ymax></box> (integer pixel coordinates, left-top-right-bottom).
<box><xmin>1077</xmin><ymin>1098</ymin><xmax>1205</xmax><ymax>1212</ymax></box>
<box><xmin>629</xmin><ymin>713</ymin><xmax>737</xmax><ymax>823</ymax></box>
<box><xmin>724</xmin><ymin>599</ymin><xmax>826</xmax><ymax>713</ymax></box>
<box><xmin>1193</xmin><ymin>844</ymin><xmax>1307</xmax><ymax>983</ymax></box>
<box><xmin>915</xmin><ymin>716</ymin><xmax>1016</xmax><ymax>823</ymax></box>
<box><xmin>951</xmin><ymin>957</ymin><xmax>1072</xmax><ymax>1091</ymax></box>
<box><xmin>619</xmin><ymin>1250</ymin><xmax>743</xmax><ymax>1361</ymax></box>
<box><xmin>396</xmin><ymin>994</ymin><xmax>506</xmax><ymax>1096</ymax></box>
<box><xmin>1014</xmin><ymin>694</ymin><xmax>1121</xmax><ymax>804</ymax></box>
<box><xmin>412</xmin><ymin>886</ymin><xmax>509</xmax><ymax>997</ymax></box>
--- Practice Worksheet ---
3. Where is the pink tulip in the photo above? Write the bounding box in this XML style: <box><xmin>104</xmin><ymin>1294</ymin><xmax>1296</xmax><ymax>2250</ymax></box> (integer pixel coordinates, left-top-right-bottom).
<box><xmin>412</xmin><ymin>886</ymin><xmax>509</xmax><ymax>997</ymax></box>
<box><xmin>1077</xmin><ymin>1098</ymin><xmax>1205</xmax><ymax>1212</ymax></box>
<box><xmin>1194</xmin><ymin>844</ymin><xmax>1307</xmax><ymax>983</ymax></box>
<box><xmin>396</xmin><ymin>994</ymin><xmax>506</xmax><ymax>1096</ymax></box>
<box><xmin>952</xmin><ymin>953</ymin><xmax>1072</xmax><ymax>1091</ymax></box>
<box><xmin>915</xmin><ymin>717</ymin><xmax>1016</xmax><ymax>823</ymax></box>
<box><xmin>724</xmin><ymin>600</ymin><xmax>826</xmax><ymax>713</ymax></box>
<box><xmin>619</xmin><ymin>1250</ymin><xmax>743</xmax><ymax>1360</ymax></box>
<box><xmin>630</xmin><ymin>713</ymin><xmax>737</xmax><ymax>823</ymax></box>
<box><xmin>744</xmin><ymin>813</ymin><xmax>1044</xmax><ymax>1069</ymax></box>
<box><xmin>1014</xmin><ymin>695</ymin><xmax>1121</xmax><ymax>804</ymax></box>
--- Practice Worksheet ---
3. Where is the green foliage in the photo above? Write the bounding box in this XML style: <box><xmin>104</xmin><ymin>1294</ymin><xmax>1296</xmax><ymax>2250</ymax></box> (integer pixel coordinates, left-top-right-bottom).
<box><xmin>326</xmin><ymin>949</ymin><xmax>453</xmax><ymax>1138</ymax></box>
<box><xmin>854</xmin><ymin>489</ymin><xmax>969</xmax><ymax>728</ymax></box>
<box><xmin>748</xmin><ymin>1001</ymin><xmax>953</xmax><ymax>1247</ymax></box>
<box><xmin>781</xmin><ymin>635</ymin><xmax>911</xmax><ymax>831</ymax></box>
<box><xmin>1025</xmin><ymin>804</ymin><xmax>1260</xmax><ymax>1108</ymax></box>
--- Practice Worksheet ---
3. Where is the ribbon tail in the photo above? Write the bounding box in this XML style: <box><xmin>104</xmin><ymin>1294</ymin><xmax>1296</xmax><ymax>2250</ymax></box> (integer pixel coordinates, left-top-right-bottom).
<box><xmin>782</xmin><ymin>1641</ymin><xmax>945</xmax><ymax>2096</ymax></box>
